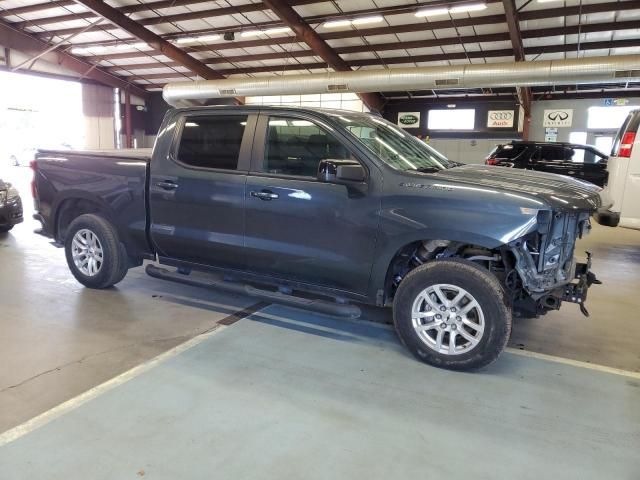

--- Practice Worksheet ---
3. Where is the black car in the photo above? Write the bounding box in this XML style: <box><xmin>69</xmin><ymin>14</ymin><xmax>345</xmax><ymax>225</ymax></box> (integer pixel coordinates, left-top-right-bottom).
<box><xmin>486</xmin><ymin>141</ymin><xmax>609</xmax><ymax>187</ymax></box>
<box><xmin>0</xmin><ymin>179</ymin><xmax>23</xmax><ymax>233</ymax></box>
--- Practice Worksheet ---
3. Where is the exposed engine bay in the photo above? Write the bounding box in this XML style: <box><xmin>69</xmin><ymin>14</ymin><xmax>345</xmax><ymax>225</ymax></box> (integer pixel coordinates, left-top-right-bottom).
<box><xmin>388</xmin><ymin>209</ymin><xmax>601</xmax><ymax>318</ymax></box>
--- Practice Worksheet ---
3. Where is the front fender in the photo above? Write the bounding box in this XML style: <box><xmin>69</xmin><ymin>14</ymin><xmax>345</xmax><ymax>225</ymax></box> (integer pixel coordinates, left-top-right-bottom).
<box><xmin>366</xmin><ymin>201</ymin><xmax>541</xmax><ymax>301</ymax></box>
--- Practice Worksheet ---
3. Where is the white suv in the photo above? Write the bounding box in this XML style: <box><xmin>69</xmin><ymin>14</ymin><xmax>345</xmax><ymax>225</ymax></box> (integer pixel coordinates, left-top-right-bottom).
<box><xmin>598</xmin><ymin>109</ymin><xmax>640</xmax><ymax>229</ymax></box>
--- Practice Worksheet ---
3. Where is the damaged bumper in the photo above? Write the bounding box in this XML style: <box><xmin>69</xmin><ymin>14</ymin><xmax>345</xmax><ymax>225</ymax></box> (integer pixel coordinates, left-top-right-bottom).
<box><xmin>558</xmin><ymin>252</ymin><xmax>601</xmax><ymax>317</ymax></box>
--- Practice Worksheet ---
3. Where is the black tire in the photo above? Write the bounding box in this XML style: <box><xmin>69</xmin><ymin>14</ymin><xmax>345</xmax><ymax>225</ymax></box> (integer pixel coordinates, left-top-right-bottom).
<box><xmin>393</xmin><ymin>258</ymin><xmax>512</xmax><ymax>371</ymax></box>
<box><xmin>64</xmin><ymin>214</ymin><xmax>129</xmax><ymax>289</ymax></box>
<box><xmin>0</xmin><ymin>225</ymin><xmax>13</xmax><ymax>233</ymax></box>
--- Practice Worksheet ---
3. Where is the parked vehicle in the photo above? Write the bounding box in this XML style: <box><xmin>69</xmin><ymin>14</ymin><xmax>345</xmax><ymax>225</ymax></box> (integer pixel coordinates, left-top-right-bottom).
<box><xmin>0</xmin><ymin>179</ymin><xmax>23</xmax><ymax>232</ymax></box>
<box><xmin>597</xmin><ymin>109</ymin><xmax>640</xmax><ymax>229</ymax></box>
<box><xmin>486</xmin><ymin>141</ymin><xmax>609</xmax><ymax>187</ymax></box>
<box><xmin>32</xmin><ymin>106</ymin><xmax>607</xmax><ymax>370</ymax></box>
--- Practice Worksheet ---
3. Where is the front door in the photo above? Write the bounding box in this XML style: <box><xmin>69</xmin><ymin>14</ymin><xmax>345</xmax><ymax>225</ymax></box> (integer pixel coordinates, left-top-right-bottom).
<box><xmin>149</xmin><ymin>112</ymin><xmax>256</xmax><ymax>269</ymax></box>
<box><xmin>244</xmin><ymin>113</ymin><xmax>381</xmax><ymax>295</ymax></box>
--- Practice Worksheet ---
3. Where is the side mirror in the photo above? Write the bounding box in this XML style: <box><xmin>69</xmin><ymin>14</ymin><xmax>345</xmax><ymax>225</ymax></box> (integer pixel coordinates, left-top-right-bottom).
<box><xmin>317</xmin><ymin>159</ymin><xmax>366</xmax><ymax>184</ymax></box>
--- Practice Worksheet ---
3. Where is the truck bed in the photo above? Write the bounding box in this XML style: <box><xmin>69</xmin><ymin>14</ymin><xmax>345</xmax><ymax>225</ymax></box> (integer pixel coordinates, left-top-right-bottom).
<box><xmin>38</xmin><ymin>148</ymin><xmax>152</xmax><ymax>160</ymax></box>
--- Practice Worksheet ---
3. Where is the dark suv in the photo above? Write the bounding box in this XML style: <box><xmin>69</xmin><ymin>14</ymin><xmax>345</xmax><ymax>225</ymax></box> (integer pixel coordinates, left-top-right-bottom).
<box><xmin>486</xmin><ymin>141</ymin><xmax>608</xmax><ymax>187</ymax></box>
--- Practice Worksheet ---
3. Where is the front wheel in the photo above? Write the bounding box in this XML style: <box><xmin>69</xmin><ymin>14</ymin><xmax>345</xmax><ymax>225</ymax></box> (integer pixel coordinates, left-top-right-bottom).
<box><xmin>64</xmin><ymin>214</ymin><xmax>129</xmax><ymax>289</ymax></box>
<box><xmin>393</xmin><ymin>259</ymin><xmax>512</xmax><ymax>371</ymax></box>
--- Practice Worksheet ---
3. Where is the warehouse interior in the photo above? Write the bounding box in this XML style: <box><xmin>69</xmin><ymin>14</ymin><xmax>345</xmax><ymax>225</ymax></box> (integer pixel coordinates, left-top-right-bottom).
<box><xmin>1</xmin><ymin>1</ymin><xmax>639</xmax><ymax>478</ymax></box>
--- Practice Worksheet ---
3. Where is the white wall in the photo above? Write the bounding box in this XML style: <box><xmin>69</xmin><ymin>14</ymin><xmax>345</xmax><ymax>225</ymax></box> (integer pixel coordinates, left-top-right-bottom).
<box><xmin>429</xmin><ymin>138</ymin><xmax>514</xmax><ymax>164</ymax></box>
<box><xmin>82</xmin><ymin>84</ymin><xmax>115</xmax><ymax>149</ymax></box>
<box><xmin>529</xmin><ymin>98</ymin><xmax>640</xmax><ymax>147</ymax></box>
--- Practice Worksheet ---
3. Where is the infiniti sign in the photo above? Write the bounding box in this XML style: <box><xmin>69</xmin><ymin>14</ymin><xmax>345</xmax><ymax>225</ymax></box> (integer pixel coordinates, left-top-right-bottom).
<box><xmin>543</xmin><ymin>109</ymin><xmax>573</xmax><ymax>127</ymax></box>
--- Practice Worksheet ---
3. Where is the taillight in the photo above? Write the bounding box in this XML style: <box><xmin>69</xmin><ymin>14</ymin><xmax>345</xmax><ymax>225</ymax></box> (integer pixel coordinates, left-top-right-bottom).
<box><xmin>486</xmin><ymin>158</ymin><xmax>499</xmax><ymax>165</ymax></box>
<box><xmin>619</xmin><ymin>131</ymin><xmax>636</xmax><ymax>158</ymax></box>
<box><xmin>30</xmin><ymin>160</ymin><xmax>38</xmax><ymax>199</ymax></box>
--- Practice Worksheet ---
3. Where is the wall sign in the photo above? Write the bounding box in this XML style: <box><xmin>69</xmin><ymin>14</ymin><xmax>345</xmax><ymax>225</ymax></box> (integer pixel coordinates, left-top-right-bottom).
<box><xmin>397</xmin><ymin>112</ymin><xmax>421</xmax><ymax>128</ymax></box>
<box><xmin>487</xmin><ymin>110</ymin><xmax>515</xmax><ymax>128</ymax></box>
<box><xmin>543</xmin><ymin>109</ymin><xmax>573</xmax><ymax>128</ymax></box>
<box><xmin>544</xmin><ymin>127</ymin><xmax>558</xmax><ymax>142</ymax></box>
<box><xmin>605</xmin><ymin>98</ymin><xmax>629</xmax><ymax>106</ymax></box>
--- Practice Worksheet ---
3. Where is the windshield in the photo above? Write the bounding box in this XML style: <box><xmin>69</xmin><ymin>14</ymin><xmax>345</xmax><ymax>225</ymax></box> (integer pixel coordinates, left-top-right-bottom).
<box><xmin>329</xmin><ymin>112</ymin><xmax>458</xmax><ymax>172</ymax></box>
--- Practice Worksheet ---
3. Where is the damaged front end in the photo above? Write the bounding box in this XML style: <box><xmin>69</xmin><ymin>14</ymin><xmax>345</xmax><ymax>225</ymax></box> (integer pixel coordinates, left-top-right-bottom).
<box><xmin>507</xmin><ymin>210</ymin><xmax>601</xmax><ymax>318</ymax></box>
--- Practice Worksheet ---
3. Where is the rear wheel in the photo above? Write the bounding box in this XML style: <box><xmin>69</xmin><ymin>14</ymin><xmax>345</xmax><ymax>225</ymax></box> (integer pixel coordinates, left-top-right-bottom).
<box><xmin>64</xmin><ymin>214</ymin><xmax>128</xmax><ymax>289</ymax></box>
<box><xmin>393</xmin><ymin>258</ymin><xmax>511</xmax><ymax>371</ymax></box>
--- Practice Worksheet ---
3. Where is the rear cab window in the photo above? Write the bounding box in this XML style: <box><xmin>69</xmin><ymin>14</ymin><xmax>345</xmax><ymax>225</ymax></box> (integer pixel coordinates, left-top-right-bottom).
<box><xmin>176</xmin><ymin>115</ymin><xmax>248</xmax><ymax>170</ymax></box>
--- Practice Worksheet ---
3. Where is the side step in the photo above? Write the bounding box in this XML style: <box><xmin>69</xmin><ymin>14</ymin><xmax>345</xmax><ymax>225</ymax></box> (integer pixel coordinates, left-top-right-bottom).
<box><xmin>145</xmin><ymin>265</ymin><xmax>361</xmax><ymax>319</ymax></box>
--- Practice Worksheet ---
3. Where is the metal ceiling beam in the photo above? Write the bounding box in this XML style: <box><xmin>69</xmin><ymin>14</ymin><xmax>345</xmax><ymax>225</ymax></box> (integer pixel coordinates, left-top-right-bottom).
<box><xmin>0</xmin><ymin>19</ymin><xmax>147</xmax><ymax>97</ymax></box>
<box><xmin>502</xmin><ymin>0</ymin><xmax>532</xmax><ymax>122</ymax></box>
<box><xmin>72</xmin><ymin>11</ymin><xmax>640</xmax><ymax>60</ymax></box>
<box><xmin>71</xmin><ymin>0</ymin><xmax>225</xmax><ymax>81</ymax></box>
<box><xmin>260</xmin><ymin>0</ymin><xmax>385</xmax><ymax>111</ymax></box>
<box><xmin>19</xmin><ymin>0</ymin><xmax>500</xmax><ymax>36</ymax></box>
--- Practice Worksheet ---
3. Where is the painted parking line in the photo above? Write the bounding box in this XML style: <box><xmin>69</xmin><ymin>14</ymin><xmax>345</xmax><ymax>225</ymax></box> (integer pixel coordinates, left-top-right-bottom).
<box><xmin>0</xmin><ymin>302</ymin><xmax>268</xmax><ymax>447</ymax></box>
<box><xmin>506</xmin><ymin>347</ymin><xmax>640</xmax><ymax>379</ymax></box>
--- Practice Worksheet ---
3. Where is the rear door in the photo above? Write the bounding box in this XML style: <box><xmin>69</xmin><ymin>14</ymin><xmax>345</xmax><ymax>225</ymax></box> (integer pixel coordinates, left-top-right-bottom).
<box><xmin>243</xmin><ymin>112</ymin><xmax>381</xmax><ymax>294</ymax></box>
<box><xmin>609</xmin><ymin>110</ymin><xmax>640</xmax><ymax>220</ymax></box>
<box><xmin>149</xmin><ymin>111</ymin><xmax>257</xmax><ymax>269</ymax></box>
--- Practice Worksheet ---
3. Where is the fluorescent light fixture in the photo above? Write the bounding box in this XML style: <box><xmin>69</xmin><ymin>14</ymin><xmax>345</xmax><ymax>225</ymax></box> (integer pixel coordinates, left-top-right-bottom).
<box><xmin>195</xmin><ymin>34</ymin><xmax>220</xmax><ymax>42</ymax></box>
<box><xmin>351</xmin><ymin>15</ymin><xmax>383</xmax><ymax>25</ymax></box>
<box><xmin>265</xmin><ymin>27</ymin><xmax>292</xmax><ymax>35</ymax></box>
<box><xmin>241</xmin><ymin>30</ymin><xmax>263</xmax><ymax>37</ymax></box>
<box><xmin>323</xmin><ymin>19</ymin><xmax>351</xmax><ymax>28</ymax></box>
<box><xmin>89</xmin><ymin>45</ymin><xmax>106</xmax><ymax>53</ymax></box>
<box><xmin>71</xmin><ymin>47</ymin><xmax>88</xmax><ymax>55</ymax></box>
<box><xmin>176</xmin><ymin>37</ymin><xmax>196</xmax><ymax>44</ymax></box>
<box><xmin>449</xmin><ymin>3</ymin><xmax>487</xmax><ymax>13</ymax></box>
<box><xmin>537</xmin><ymin>0</ymin><xmax>562</xmax><ymax>2</ymax></box>
<box><xmin>415</xmin><ymin>7</ymin><xmax>449</xmax><ymax>17</ymax></box>
<box><xmin>132</xmin><ymin>42</ymin><xmax>149</xmax><ymax>49</ymax></box>
<box><xmin>115</xmin><ymin>43</ymin><xmax>131</xmax><ymax>50</ymax></box>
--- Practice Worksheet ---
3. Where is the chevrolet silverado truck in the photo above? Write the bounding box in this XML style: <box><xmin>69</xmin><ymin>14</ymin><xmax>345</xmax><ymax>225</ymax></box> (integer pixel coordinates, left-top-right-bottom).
<box><xmin>32</xmin><ymin>106</ymin><xmax>606</xmax><ymax>370</ymax></box>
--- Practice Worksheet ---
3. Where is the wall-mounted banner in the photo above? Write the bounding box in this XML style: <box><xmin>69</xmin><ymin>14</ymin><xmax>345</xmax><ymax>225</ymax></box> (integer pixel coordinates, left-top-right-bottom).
<box><xmin>487</xmin><ymin>110</ymin><xmax>515</xmax><ymax>128</ymax></box>
<box><xmin>543</xmin><ymin>109</ymin><xmax>573</xmax><ymax>128</ymax></box>
<box><xmin>397</xmin><ymin>112</ymin><xmax>421</xmax><ymax>128</ymax></box>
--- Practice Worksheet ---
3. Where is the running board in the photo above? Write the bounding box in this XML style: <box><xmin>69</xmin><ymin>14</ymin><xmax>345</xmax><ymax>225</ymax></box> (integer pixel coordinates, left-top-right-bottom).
<box><xmin>145</xmin><ymin>264</ymin><xmax>361</xmax><ymax>319</ymax></box>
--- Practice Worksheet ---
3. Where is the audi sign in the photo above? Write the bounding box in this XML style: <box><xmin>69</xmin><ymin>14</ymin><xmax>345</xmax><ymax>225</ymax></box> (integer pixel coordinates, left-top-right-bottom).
<box><xmin>487</xmin><ymin>110</ymin><xmax>515</xmax><ymax>128</ymax></box>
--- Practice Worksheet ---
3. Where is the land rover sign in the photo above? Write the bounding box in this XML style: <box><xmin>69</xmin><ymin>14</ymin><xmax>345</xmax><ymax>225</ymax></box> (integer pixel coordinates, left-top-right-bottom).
<box><xmin>397</xmin><ymin>112</ymin><xmax>421</xmax><ymax>129</ymax></box>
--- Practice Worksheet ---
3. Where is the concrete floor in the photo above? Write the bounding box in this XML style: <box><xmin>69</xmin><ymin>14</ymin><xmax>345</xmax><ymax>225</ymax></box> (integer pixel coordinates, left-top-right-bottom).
<box><xmin>1</xmin><ymin>165</ymin><xmax>640</xmax><ymax>477</ymax></box>
<box><xmin>1</xmin><ymin>306</ymin><xmax>639</xmax><ymax>479</ymax></box>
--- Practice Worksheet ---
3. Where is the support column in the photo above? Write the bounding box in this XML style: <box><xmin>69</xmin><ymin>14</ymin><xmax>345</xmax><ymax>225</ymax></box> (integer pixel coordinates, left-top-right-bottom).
<box><xmin>124</xmin><ymin>89</ymin><xmax>132</xmax><ymax>149</ymax></box>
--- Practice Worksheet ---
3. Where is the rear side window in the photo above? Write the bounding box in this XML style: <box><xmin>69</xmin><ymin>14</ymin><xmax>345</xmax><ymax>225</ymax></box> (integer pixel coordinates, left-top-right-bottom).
<box><xmin>177</xmin><ymin>115</ymin><xmax>248</xmax><ymax>170</ymax></box>
<box><xmin>263</xmin><ymin>116</ymin><xmax>352</xmax><ymax>177</ymax></box>
<box><xmin>538</xmin><ymin>146</ymin><xmax>572</xmax><ymax>161</ymax></box>
<box><xmin>489</xmin><ymin>144</ymin><xmax>527</xmax><ymax>160</ymax></box>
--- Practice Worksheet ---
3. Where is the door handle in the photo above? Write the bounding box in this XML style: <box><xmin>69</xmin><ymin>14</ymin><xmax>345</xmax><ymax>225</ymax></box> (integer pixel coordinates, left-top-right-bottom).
<box><xmin>156</xmin><ymin>180</ymin><xmax>178</xmax><ymax>190</ymax></box>
<box><xmin>250</xmin><ymin>190</ymin><xmax>279</xmax><ymax>201</ymax></box>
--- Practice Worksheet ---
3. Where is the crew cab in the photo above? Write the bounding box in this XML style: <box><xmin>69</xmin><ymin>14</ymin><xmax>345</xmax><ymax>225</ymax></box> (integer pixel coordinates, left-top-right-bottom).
<box><xmin>32</xmin><ymin>106</ymin><xmax>606</xmax><ymax>371</ymax></box>
<box><xmin>486</xmin><ymin>141</ymin><xmax>609</xmax><ymax>187</ymax></box>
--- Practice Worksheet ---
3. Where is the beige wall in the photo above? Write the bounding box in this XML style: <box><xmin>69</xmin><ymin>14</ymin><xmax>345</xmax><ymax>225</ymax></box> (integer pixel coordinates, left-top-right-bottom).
<box><xmin>429</xmin><ymin>138</ymin><xmax>512</xmax><ymax>164</ymax></box>
<box><xmin>82</xmin><ymin>84</ymin><xmax>115</xmax><ymax>149</ymax></box>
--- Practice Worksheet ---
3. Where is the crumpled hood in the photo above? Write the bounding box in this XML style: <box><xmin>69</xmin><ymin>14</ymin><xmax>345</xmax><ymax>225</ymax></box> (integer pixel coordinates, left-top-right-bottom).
<box><xmin>428</xmin><ymin>164</ymin><xmax>607</xmax><ymax>211</ymax></box>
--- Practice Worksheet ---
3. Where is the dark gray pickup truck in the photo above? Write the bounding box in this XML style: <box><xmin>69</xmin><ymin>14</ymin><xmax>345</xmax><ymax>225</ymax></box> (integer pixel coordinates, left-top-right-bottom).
<box><xmin>33</xmin><ymin>106</ymin><xmax>606</xmax><ymax>370</ymax></box>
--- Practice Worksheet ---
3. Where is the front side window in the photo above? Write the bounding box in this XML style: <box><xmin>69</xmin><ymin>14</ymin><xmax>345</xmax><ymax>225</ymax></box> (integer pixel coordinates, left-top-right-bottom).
<box><xmin>330</xmin><ymin>112</ymin><xmax>456</xmax><ymax>172</ymax></box>
<box><xmin>264</xmin><ymin>116</ymin><xmax>353</xmax><ymax>177</ymax></box>
<box><xmin>177</xmin><ymin>115</ymin><xmax>248</xmax><ymax>170</ymax></box>
<box><xmin>538</xmin><ymin>146</ymin><xmax>571</xmax><ymax>161</ymax></box>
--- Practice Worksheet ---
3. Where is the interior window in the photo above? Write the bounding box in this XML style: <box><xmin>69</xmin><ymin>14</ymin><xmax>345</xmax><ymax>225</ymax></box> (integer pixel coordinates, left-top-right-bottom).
<box><xmin>264</xmin><ymin>116</ymin><xmax>353</xmax><ymax>177</ymax></box>
<box><xmin>177</xmin><ymin>115</ymin><xmax>247</xmax><ymax>170</ymax></box>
